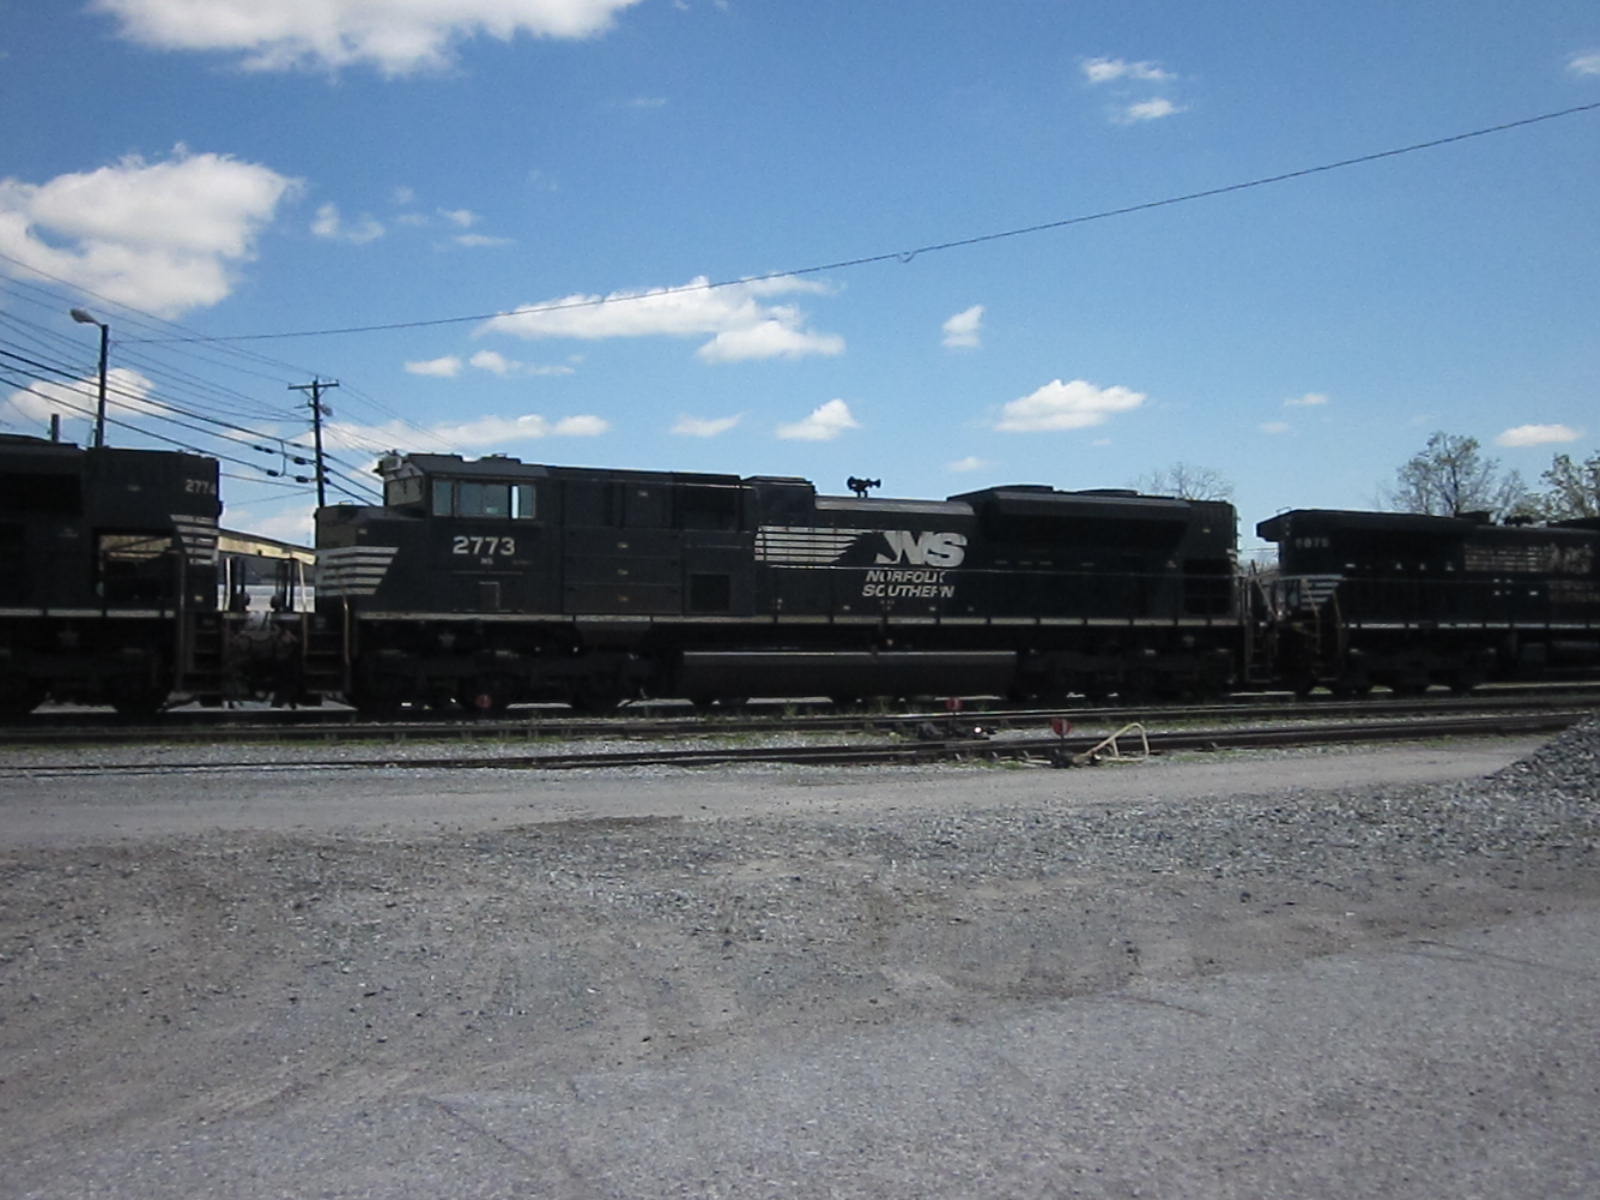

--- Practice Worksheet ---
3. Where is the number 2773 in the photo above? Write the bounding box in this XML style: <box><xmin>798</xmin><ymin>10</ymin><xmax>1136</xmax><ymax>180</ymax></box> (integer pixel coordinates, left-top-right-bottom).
<box><xmin>451</xmin><ymin>535</ymin><xmax>516</xmax><ymax>556</ymax></box>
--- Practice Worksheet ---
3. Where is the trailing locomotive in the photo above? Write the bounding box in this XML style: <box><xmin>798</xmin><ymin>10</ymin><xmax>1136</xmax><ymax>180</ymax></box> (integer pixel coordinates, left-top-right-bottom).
<box><xmin>314</xmin><ymin>452</ymin><xmax>1242</xmax><ymax>713</ymax></box>
<box><xmin>1256</xmin><ymin>507</ymin><xmax>1600</xmax><ymax>696</ymax></box>
<box><xmin>0</xmin><ymin>434</ymin><xmax>319</xmax><ymax>716</ymax></box>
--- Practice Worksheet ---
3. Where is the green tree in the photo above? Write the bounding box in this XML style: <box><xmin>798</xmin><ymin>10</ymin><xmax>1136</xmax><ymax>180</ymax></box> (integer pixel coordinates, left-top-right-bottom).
<box><xmin>1537</xmin><ymin>451</ymin><xmax>1600</xmax><ymax>520</ymax></box>
<box><xmin>1388</xmin><ymin>432</ymin><xmax>1531</xmax><ymax>520</ymax></box>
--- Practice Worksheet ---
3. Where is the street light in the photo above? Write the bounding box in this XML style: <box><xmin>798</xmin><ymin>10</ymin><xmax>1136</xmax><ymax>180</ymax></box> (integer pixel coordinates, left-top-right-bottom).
<box><xmin>70</xmin><ymin>308</ymin><xmax>109</xmax><ymax>448</ymax></box>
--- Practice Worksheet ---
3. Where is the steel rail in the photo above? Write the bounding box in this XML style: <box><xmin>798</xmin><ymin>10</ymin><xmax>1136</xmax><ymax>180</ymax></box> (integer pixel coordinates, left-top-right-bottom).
<box><xmin>5</xmin><ymin>710</ymin><xmax>1590</xmax><ymax>779</ymax></box>
<box><xmin>7</xmin><ymin>684</ymin><xmax>1600</xmax><ymax>749</ymax></box>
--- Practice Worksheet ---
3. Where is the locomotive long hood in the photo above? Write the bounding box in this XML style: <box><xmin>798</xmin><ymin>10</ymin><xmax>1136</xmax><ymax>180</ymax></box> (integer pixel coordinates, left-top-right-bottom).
<box><xmin>1256</xmin><ymin>509</ymin><xmax>1480</xmax><ymax>541</ymax></box>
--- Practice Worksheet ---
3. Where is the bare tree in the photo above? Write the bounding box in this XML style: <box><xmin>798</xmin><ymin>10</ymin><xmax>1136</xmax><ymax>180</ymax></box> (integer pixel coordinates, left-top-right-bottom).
<box><xmin>1387</xmin><ymin>432</ymin><xmax>1531</xmax><ymax>520</ymax></box>
<box><xmin>1133</xmin><ymin>462</ymin><xmax>1235</xmax><ymax>502</ymax></box>
<box><xmin>1537</xmin><ymin>451</ymin><xmax>1600</xmax><ymax>520</ymax></box>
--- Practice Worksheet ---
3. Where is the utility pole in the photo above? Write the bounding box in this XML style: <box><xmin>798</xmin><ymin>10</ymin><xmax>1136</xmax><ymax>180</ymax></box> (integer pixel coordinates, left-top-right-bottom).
<box><xmin>289</xmin><ymin>378</ymin><xmax>339</xmax><ymax>507</ymax></box>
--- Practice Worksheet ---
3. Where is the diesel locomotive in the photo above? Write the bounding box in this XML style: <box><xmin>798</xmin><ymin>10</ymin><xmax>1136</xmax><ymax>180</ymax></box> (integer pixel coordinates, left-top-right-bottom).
<box><xmin>315</xmin><ymin>452</ymin><xmax>1242</xmax><ymax>714</ymax></box>
<box><xmin>1257</xmin><ymin>507</ymin><xmax>1600</xmax><ymax>696</ymax></box>
<box><xmin>0</xmin><ymin>433</ymin><xmax>318</xmax><ymax>716</ymax></box>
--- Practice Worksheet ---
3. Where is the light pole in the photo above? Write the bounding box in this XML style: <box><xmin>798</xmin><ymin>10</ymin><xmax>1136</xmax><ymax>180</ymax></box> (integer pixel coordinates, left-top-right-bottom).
<box><xmin>70</xmin><ymin>308</ymin><xmax>109</xmax><ymax>448</ymax></box>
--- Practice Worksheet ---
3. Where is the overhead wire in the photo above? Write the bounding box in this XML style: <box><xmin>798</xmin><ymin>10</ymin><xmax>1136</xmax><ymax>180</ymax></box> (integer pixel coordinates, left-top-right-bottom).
<box><xmin>108</xmin><ymin>100</ymin><xmax>1600</xmax><ymax>346</ymax></box>
<box><xmin>0</xmin><ymin>263</ymin><xmax>451</xmax><ymax>454</ymax></box>
<box><xmin>4</xmin><ymin>98</ymin><xmax>1595</xmax><ymax>509</ymax></box>
<box><xmin>0</xmin><ymin>261</ymin><xmax>439</xmax><ymax>475</ymax></box>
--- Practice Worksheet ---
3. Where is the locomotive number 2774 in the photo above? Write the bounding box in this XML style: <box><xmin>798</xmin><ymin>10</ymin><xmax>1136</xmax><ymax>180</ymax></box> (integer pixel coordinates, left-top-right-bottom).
<box><xmin>451</xmin><ymin>535</ymin><xmax>516</xmax><ymax>557</ymax></box>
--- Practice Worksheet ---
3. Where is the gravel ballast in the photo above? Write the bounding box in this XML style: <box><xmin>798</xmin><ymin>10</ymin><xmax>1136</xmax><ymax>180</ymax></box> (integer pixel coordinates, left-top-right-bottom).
<box><xmin>2</xmin><ymin>725</ymin><xmax>1598</xmax><ymax>1196</ymax></box>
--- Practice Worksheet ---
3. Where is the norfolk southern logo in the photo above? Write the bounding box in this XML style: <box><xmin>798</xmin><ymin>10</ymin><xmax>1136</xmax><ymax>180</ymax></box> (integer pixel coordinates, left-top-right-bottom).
<box><xmin>755</xmin><ymin>526</ymin><xmax>967</xmax><ymax>569</ymax></box>
<box><xmin>755</xmin><ymin>526</ymin><xmax>967</xmax><ymax>601</ymax></box>
<box><xmin>874</xmin><ymin>530</ymin><xmax>966</xmax><ymax>568</ymax></box>
<box><xmin>866</xmin><ymin>531</ymin><xmax>965</xmax><ymax>598</ymax></box>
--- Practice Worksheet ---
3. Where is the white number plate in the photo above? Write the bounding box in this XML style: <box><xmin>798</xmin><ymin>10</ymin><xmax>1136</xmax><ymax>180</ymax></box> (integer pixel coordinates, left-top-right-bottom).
<box><xmin>451</xmin><ymin>535</ymin><xmax>517</xmax><ymax>557</ymax></box>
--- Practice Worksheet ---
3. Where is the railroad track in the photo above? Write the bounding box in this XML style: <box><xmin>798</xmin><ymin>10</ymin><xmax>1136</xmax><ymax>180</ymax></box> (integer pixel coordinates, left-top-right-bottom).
<box><xmin>6</xmin><ymin>709</ymin><xmax>1592</xmax><ymax>778</ymax></box>
<box><xmin>5</xmin><ymin>685</ymin><xmax>1600</xmax><ymax>749</ymax></box>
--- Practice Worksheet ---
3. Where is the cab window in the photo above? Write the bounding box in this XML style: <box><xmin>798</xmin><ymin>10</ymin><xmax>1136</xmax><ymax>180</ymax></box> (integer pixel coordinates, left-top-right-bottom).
<box><xmin>431</xmin><ymin>479</ymin><xmax>537</xmax><ymax>519</ymax></box>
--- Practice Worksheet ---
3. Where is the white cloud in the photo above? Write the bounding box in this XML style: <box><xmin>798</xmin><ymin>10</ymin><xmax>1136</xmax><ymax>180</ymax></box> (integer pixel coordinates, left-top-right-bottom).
<box><xmin>1082</xmin><ymin>57</ymin><xmax>1174</xmax><ymax>84</ymax></box>
<box><xmin>0</xmin><ymin>150</ymin><xmax>298</xmax><ymax>317</ymax></box>
<box><xmin>329</xmin><ymin>410</ymin><xmax>609</xmax><ymax>452</ymax></box>
<box><xmin>550</xmin><ymin>414</ymin><xmax>609</xmax><ymax>437</ymax></box>
<box><xmin>426</xmin><ymin>414</ymin><xmax>575</xmax><ymax>446</ymax></box>
<box><xmin>1259</xmin><ymin>420</ymin><xmax>1292</xmax><ymax>435</ymax></box>
<box><xmin>93</xmin><ymin>0</ymin><xmax>648</xmax><ymax>75</ymax></box>
<box><xmin>452</xmin><ymin>233</ymin><xmax>515</xmax><ymax>248</ymax></box>
<box><xmin>696</xmin><ymin>319</ymin><xmax>844</xmax><ymax>363</ymax></box>
<box><xmin>5</xmin><ymin>366</ymin><xmax>160</xmax><ymax>430</ymax></box>
<box><xmin>248</xmin><ymin>509</ymin><xmax>316</xmax><ymax>545</ymax></box>
<box><xmin>439</xmin><ymin>208</ymin><xmax>478</xmax><ymax>228</ymax></box>
<box><xmin>1115</xmin><ymin>98</ymin><xmax>1186</xmax><ymax>124</ymax></box>
<box><xmin>408</xmin><ymin>350</ymin><xmax>573</xmax><ymax>378</ymax></box>
<box><xmin>1569</xmin><ymin>51</ymin><xmax>1600</xmax><ymax>75</ymax></box>
<box><xmin>468</xmin><ymin>350</ymin><xmax>515</xmax><ymax>376</ymax></box>
<box><xmin>486</xmin><ymin>351</ymin><xmax>571</xmax><ymax>376</ymax></box>
<box><xmin>777</xmin><ymin>399</ymin><xmax>859</xmax><ymax>442</ymax></box>
<box><xmin>311</xmin><ymin>201</ymin><xmax>385</xmax><ymax>244</ymax></box>
<box><xmin>941</xmin><ymin>304</ymin><xmax>985</xmax><ymax>350</ymax></box>
<box><xmin>947</xmin><ymin>455</ymin><xmax>992</xmax><ymax>473</ymax></box>
<box><xmin>672</xmin><ymin>413</ymin><xmax>743</xmax><ymax>437</ymax></box>
<box><xmin>405</xmin><ymin>355</ymin><xmax>463</xmax><ymax>377</ymax></box>
<box><xmin>1283</xmin><ymin>392</ymin><xmax>1329</xmax><ymax>407</ymax></box>
<box><xmin>483</xmin><ymin>275</ymin><xmax>844</xmax><ymax>363</ymax></box>
<box><xmin>1495</xmin><ymin>423</ymin><xmax>1583</xmax><ymax>447</ymax></box>
<box><xmin>994</xmin><ymin>379</ymin><xmax>1145</xmax><ymax>433</ymax></box>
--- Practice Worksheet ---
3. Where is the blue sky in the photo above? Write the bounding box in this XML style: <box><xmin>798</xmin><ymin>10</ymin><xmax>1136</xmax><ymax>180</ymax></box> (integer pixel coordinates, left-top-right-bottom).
<box><xmin>2</xmin><ymin>0</ymin><xmax>1596</xmax><ymax>550</ymax></box>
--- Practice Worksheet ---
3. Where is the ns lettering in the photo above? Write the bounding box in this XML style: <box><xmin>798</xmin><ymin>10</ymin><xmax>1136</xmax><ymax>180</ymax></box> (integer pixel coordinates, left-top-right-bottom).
<box><xmin>875</xmin><ymin>530</ymin><xmax>967</xmax><ymax>568</ymax></box>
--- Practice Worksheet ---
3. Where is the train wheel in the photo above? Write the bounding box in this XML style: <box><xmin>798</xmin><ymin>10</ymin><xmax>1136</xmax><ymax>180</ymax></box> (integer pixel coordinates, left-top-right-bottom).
<box><xmin>690</xmin><ymin>695</ymin><xmax>749</xmax><ymax>714</ymax></box>
<box><xmin>1329</xmin><ymin>674</ymin><xmax>1373</xmax><ymax>700</ymax></box>
<box><xmin>107</xmin><ymin>679</ymin><xmax>169</xmax><ymax>720</ymax></box>
<box><xmin>468</xmin><ymin>678</ymin><xmax>513</xmax><ymax>716</ymax></box>
<box><xmin>349</xmin><ymin>681</ymin><xmax>403</xmax><ymax>719</ymax></box>
<box><xmin>0</xmin><ymin>678</ymin><xmax>45</xmax><ymax>718</ymax></box>
<box><xmin>568</xmin><ymin>685</ymin><xmax>623</xmax><ymax>715</ymax></box>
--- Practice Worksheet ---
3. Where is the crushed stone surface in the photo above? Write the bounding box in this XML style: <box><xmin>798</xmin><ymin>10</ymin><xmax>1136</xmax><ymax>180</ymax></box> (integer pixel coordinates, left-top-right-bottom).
<box><xmin>2</xmin><ymin>723</ymin><xmax>1598</xmax><ymax>1196</ymax></box>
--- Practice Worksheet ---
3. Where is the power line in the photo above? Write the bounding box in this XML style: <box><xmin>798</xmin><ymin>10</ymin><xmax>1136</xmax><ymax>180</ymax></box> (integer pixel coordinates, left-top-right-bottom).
<box><xmin>119</xmin><ymin>100</ymin><xmax>1600</xmax><ymax>346</ymax></box>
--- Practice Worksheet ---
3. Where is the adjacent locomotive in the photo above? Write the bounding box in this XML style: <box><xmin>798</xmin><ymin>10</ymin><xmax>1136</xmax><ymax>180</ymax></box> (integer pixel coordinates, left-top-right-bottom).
<box><xmin>1256</xmin><ymin>508</ymin><xmax>1600</xmax><ymax>696</ymax></box>
<box><xmin>0</xmin><ymin>434</ymin><xmax>222</xmax><ymax>716</ymax></box>
<box><xmin>0</xmin><ymin>434</ymin><xmax>320</xmax><ymax>716</ymax></box>
<box><xmin>314</xmin><ymin>452</ymin><xmax>1241</xmax><ymax>713</ymax></box>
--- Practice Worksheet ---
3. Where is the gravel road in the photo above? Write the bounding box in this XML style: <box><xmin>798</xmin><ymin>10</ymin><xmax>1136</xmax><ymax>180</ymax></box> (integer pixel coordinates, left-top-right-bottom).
<box><xmin>2</xmin><ymin>728</ymin><xmax>1598</xmax><ymax>1197</ymax></box>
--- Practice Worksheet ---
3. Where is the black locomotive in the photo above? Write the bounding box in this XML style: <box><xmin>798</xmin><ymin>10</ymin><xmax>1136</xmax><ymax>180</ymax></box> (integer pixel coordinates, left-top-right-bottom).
<box><xmin>1257</xmin><ymin>507</ymin><xmax>1600</xmax><ymax>696</ymax></box>
<box><xmin>314</xmin><ymin>452</ymin><xmax>1241</xmax><ymax>713</ymax></box>
<box><xmin>6</xmin><ymin>438</ymin><xmax>1599</xmax><ymax>717</ymax></box>
<box><xmin>0</xmin><ymin>434</ymin><xmax>320</xmax><ymax>716</ymax></box>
